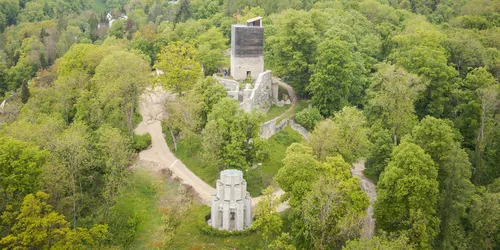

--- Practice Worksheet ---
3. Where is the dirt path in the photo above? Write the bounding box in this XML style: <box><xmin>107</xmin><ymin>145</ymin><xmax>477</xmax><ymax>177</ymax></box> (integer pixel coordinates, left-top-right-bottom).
<box><xmin>273</xmin><ymin>77</ymin><xmax>297</xmax><ymax>108</ymax></box>
<box><xmin>135</xmin><ymin>88</ymin><xmax>216</xmax><ymax>205</ymax></box>
<box><xmin>351</xmin><ymin>161</ymin><xmax>377</xmax><ymax>238</ymax></box>
<box><xmin>135</xmin><ymin>87</ymin><xmax>289</xmax><ymax>211</ymax></box>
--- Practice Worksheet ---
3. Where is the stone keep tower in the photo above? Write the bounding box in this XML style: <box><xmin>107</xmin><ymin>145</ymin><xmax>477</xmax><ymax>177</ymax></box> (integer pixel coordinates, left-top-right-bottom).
<box><xmin>230</xmin><ymin>17</ymin><xmax>264</xmax><ymax>81</ymax></box>
<box><xmin>210</xmin><ymin>170</ymin><xmax>252</xmax><ymax>231</ymax></box>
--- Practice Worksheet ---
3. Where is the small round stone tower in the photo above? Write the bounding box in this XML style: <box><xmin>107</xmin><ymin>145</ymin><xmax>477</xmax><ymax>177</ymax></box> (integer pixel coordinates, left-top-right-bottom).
<box><xmin>210</xmin><ymin>170</ymin><xmax>252</xmax><ymax>231</ymax></box>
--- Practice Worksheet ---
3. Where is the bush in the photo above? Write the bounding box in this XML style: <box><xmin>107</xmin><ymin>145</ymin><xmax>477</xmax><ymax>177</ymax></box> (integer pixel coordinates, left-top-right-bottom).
<box><xmin>295</xmin><ymin>107</ymin><xmax>323</xmax><ymax>131</ymax></box>
<box><xmin>199</xmin><ymin>214</ymin><xmax>254</xmax><ymax>237</ymax></box>
<box><xmin>132</xmin><ymin>133</ymin><xmax>152</xmax><ymax>152</ymax></box>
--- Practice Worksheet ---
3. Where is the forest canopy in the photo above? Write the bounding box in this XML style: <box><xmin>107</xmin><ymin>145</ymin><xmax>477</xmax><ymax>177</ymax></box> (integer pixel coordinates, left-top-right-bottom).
<box><xmin>1</xmin><ymin>0</ymin><xmax>500</xmax><ymax>249</ymax></box>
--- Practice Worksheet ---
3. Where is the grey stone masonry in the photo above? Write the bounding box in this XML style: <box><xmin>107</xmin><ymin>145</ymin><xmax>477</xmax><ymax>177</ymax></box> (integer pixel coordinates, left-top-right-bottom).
<box><xmin>230</xmin><ymin>17</ymin><xmax>264</xmax><ymax>81</ymax></box>
<box><xmin>210</xmin><ymin>170</ymin><xmax>252</xmax><ymax>231</ymax></box>
<box><xmin>240</xmin><ymin>70</ymin><xmax>278</xmax><ymax>112</ymax></box>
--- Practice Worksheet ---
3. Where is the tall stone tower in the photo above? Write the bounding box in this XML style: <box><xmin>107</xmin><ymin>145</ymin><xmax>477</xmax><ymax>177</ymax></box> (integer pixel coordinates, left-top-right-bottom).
<box><xmin>230</xmin><ymin>17</ymin><xmax>264</xmax><ymax>81</ymax></box>
<box><xmin>210</xmin><ymin>169</ymin><xmax>252</xmax><ymax>231</ymax></box>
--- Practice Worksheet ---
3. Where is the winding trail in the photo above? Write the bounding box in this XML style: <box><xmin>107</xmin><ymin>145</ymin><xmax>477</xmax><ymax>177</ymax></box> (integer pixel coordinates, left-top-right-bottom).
<box><xmin>134</xmin><ymin>85</ymin><xmax>377</xmax><ymax>236</ymax></box>
<box><xmin>135</xmin><ymin>88</ymin><xmax>215</xmax><ymax>204</ymax></box>
<box><xmin>351</xmin><ymin>161</ymin><xmax>377</xmax><ymax>238</ymax></box>
<box><xmin>135</xmin><ymin>87</ymin><xmax>289</xmax><ymax>211</ymax></box>
<box><xmin>273</xmin><ymin>77</ymin><xmax>297</xmax><ymax>108</ymax></box>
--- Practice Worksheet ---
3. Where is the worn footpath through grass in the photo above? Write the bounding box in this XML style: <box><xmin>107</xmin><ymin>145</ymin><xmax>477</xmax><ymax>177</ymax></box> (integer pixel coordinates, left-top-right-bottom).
<box><xmin>163</xmin><ymin>125</ymin><xmax>303</xmax><ymax>197</ymax></box>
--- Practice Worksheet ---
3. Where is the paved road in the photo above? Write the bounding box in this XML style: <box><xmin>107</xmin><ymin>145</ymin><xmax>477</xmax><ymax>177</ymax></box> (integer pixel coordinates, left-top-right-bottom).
<box><xmin>135</xmin><ymin>88</ymin><xmax>289</xmax><ymax>211</ymax></box>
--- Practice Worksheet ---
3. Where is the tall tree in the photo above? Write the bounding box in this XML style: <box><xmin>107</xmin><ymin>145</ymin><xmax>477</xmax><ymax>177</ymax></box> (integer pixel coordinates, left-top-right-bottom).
<box><xmin>469</xmin><ymin>190</ymin><xmax>500</xmax><ymax>250</ymax></box>
<box><xmin>52</xmin><ymin>122</ymin><xmax>91</xmax><ymax>229</ymax></box>
<box><xmin>367</xmin><ymin>63</ymin><xmax>424</xmax><ymax>145</ymax></box>
<box><xmin>195</xmin><ymin>27</ymin><xmax>228</xmax><ymax>76</ymax></box>
<box><xmin>20</xmin><ymin>80</ymin><xmax>30</xmax><ymax>104</ymax></box>
<box><xmin>94</xmin><ymin>125</ymin><xmax>132</xmax><ymax>217</ymax></box>
<box><xmin>307</xmin><ymin>107</ymin><xmax>371</xmax><ymax>163</ymax></box>
<box><xmin>0</xmin><ymin>137</ymin><xmax>48</xmax><ymax>212</ymax></box>
<box><xmin>275</xmin><ymin>143</ymin><xmax>319</xmax><ymax>207</ymax></box>
<box><xmin>266</xmin><ymin>9</ymin><xmax>317</xmax><ymax>96</ymax></box>
<box><xmin>253</xmin><ymin>186</ymin><xmax>283</xmax><ymax>250</ymax></box>
<box><xmin>193</xmin><ymin>77</ymin><xmax>228</xmax><ymax>128</ymax></box>
<box><xmin>308</xmin><ymin>38</ymin><xmax>367</xmax><ymax>116</ymax></box>
<box><xmin>164</xmin><ymin>90</ymin><xmax>203</xmax><ymax>151</ymax></box>
<box><xmin>201</xmin><ymin>98</ymin><xmax>266</xmax><ymax>170</ymax></box>
<box><xmin>389</xmin><ymin>16</ymin><xmax>458</xmax><ymax>118</ymax></box>
<box><xmin>155</xmin><ymin>41</ymin><xmax>202</xmax><ymax>95</ymax></box>
<box><xmin>91</xmin><ymin>51</ymin><xmax>151</xmax><ymax>138</ymax></box>
<box><xmin>0</xmin><ymin>192</ymin><xmax>107</xmax><ymax>249</ymax></box>
<box><xmin>375</xmin><ymin>141</ymin><xmax>440</xmax><ymax>248</ymax></box>
<box><xmin>299</xmin><ymin>158</ymin><xmax>369</xmax><ymax>249</ymax></box>
<box><xmin>411</xmin><ymin>116</ymin><xmax>474</xmax><ymax>249</ymax></box>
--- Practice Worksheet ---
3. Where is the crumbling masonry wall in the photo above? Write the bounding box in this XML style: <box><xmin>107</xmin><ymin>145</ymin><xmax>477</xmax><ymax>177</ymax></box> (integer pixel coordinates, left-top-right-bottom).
<box><xmin>240</xmin><ymin>70</ymin><xmax>278</xmax><ymax>112</ymax></box>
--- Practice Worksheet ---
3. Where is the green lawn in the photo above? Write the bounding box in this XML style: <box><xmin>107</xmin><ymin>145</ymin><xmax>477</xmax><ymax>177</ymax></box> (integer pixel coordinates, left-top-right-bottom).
<box><xmin>113</xmin><ymin>145</ymin><xmax>299</xmax><ymax>249</ymax></box>
<box><xmin>245</xmin><ymin>127</ymin><xmax>303</xmax><ymax>195</ymax></box>
<box><xmin>169</xmin><ymin>205</ymin><xmax>263</xmax><ymax>249</ymax></box>
<box><xmin>264</xmin><ymin>105</ymin><xmax>291</xmax><ymax>121</ymax></box>
<box><xmin>163</xmin><ymin>125</ymin><xmax>303</xmax><ymax>197</ymax></box>
<box><xmin>276</xmin><ymin>99</ymin><xmax>310</xmax><ymax>124</ymax></box>
<box><xmin>169</xmin><ymin>205</ymin><xmax>294</xmax><ymax>249</ymax></box>
<box><xmin>92</xmin><ymin>0</ymin><xmax>106</xmax><ymax>14</ymax></box>
<box><xmin>106</xmin><ymin>168</ymin><xmax>180</xmax><ymax>249</ymax></box>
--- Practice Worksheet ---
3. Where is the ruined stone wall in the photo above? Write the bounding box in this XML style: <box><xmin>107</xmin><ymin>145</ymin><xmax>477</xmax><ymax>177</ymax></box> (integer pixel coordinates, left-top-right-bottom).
<box><xmin>215</xmin><ymin>76</ymin><xmax>240</xmax><ymax>100</ymax></box>
<box><xmin>240</xmin><ymin>70</ymin><xmax>274</xmax><ymax>112</ymax></box>
<box><xmin>259</xmin><ymin>117</ymin><xmax>309</xmax><ymax>139</ymax></box>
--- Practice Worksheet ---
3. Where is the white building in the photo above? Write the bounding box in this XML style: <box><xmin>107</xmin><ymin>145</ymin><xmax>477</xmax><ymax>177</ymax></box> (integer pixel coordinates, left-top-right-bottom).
<box><xmin>210</xmin><ymin>170</ymin><xmax>252</xmax><ymax>231</ymax></box>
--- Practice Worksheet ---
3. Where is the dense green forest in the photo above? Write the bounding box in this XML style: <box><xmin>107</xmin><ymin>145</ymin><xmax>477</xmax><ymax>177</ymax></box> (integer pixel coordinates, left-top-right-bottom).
<box><xmin>1</xmin><ymin>0</ymin><xmax>500</xmax><ymax>249</ymax></box>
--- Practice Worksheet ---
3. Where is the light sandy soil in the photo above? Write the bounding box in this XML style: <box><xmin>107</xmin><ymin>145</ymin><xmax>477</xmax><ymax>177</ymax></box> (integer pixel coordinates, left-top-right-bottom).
<box><xmin>351</xmin><ymin>161</ymin><xmax>377</xmax><ymax>238</ymax></box>
<box><xmin>135</xmin><ymin>88</ymin><xmax>215</xmax><ymax>205</ymax></box>
<box><xmin>134</xmin><ymin>87</ymin><xmax>289</xmax><ymax>211</ymax></box>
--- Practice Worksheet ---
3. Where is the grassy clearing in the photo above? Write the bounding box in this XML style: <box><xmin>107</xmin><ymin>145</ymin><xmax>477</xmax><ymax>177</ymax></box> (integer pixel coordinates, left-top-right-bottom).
<box><xmin>169</xmin><ymin>205</ymin><xmax>263</xmax><ymax>249</ymax></box>
<box><xmin>245</xmin><ymin>127</ymin><xmax>303</xmax><ymax>195</ymax></box>
<box><xmin>106</xmin><ymin>168</ymin><xmax>179</xmax><ymax>249</ymax></box>
<box><xmin>92</xmin><ymin>0</ymin><xmax>106</xmax><ymax>14</ymax></box>
<box><xmin>275</xmin><ymin>100</ymin><xmax>310</xmax><ymax>124</ymax></box>
<box><xmin>265</xmin><ymin>104</ymin><xmax>291</xmax><ymax>121</ymax></box>
<box><xmin>293</xmin><ymin>100</ymin><xmax>309</xmax><ymax>115</ymax></box>
<box><xmin>163</xmin><ymin>125</ymin><xmax>302</xmax><ymax>197</ymax></box>
<box><xmin>111</xmin><ymin>154</ymin><xmax>296</xmax><ymax>249</ymax></box>
<box><xmin>170</xmin><ymin>204</ymin><xmax>292</xmax><ymax>249</ymax></box>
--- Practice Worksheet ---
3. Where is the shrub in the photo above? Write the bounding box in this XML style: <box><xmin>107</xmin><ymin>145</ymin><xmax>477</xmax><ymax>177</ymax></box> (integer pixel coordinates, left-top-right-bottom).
<box><xmin>295</xmin><ymin>107</ymin><xmax>323</xmax><ymax>131</ymax></box>
<box><xmin>132</xmin><ymin>133</ymin><xmax>152</xmax><ymax>152</ymax></box>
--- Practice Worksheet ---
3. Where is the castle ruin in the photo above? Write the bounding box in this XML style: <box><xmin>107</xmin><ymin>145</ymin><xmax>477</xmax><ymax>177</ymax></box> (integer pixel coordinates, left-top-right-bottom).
<box><xmin>216</xmin><ymin>17</ymin><xmax>278</xmax><ymax>112</ymax></box>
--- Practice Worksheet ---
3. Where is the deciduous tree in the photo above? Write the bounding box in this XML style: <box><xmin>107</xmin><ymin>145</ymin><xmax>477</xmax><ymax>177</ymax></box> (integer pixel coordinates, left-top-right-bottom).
<box><xmin>307</xmin><ymin>107</ymin><xmax>371</xmax><ymax>163</ymax></box>
<box><xmin>308</xmin><ymin>38</ymin><xmax>367</xmax><ymax>116</ymax></box>
<box><xmin>411</xmin><ymin>116</ymin><xmax>474</xmax><ymax>249</ymax></box>
<box><xmin>0</xmin><ymin>192</ymin><xmax>107</xmax><ymax>249</ymax></box>
<box><xmin>253</xmin><ymin>186</ymin><xmax>283</xmax><ymax>250</ymax></box>
<box><xmin>201</xmin><ymin>98</ymin><xmax>266</xmax><ymax>170</ymax></box>
<box><xmin>367</xmin><ymin>63</ymin><xmax>424</xmax><ymax>145</ymax></box>
<box><xmin>375</xmin><ymin>141</ymin><xmax>440</xmax><ymax>249</ymax></box>
<box><xmin>0</xmin><ymin>137</ymin><xmax>48</xmax><ymax>212</ymax></box>
<box><xmin>155</xmin><ymin>41</ymin><xmax>202</xmax><ymax>95</ymax></box>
